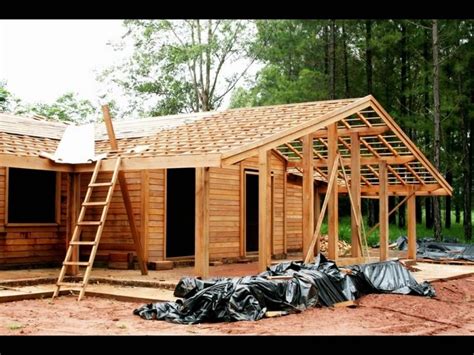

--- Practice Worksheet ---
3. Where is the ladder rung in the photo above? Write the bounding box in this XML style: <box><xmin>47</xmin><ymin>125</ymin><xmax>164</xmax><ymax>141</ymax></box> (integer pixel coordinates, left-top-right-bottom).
<box><xmin>57</xmin><ymin>282</ymin><xmax>84</xmax><ymax>287</ymax></box>
<box><xmin>69</xmin><ymin>241</ymin><xmax>97</xmax><ymax>246</ymax></box>
<box><xmin>82</xmin><ymin>201</ymin><xmax>108</xmax><ymax>207</ymax></box>
<box><xmin>89</xmin><ymin>182</ymin><xmax>113</xmax><ymax>187</ymax></box>
<box><xmin>77</xmin><ymin>221</ymin><xmax>102</xmax><ymax>226</ymax></box>
<box><xmin>63</xmin><ymin>261</ymin><xmax>90</xmax><ymax>266</ymax></box>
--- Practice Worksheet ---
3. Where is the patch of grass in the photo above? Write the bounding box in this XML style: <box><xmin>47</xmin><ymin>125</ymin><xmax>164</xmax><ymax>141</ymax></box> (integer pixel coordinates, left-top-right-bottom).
<box><xmin>117</xmin><ymin>323</ymin><xmax>127</xmax><ymax>329</ymax></box>
<box><xmin>319</xmin><ymin>210</ymin><xmax>473</xmax><ymax>247</ymax></box>
<box><xmin>7</xmin><ymin>322</ymin><xmax>24</xmax><ymax>330</ymax></box>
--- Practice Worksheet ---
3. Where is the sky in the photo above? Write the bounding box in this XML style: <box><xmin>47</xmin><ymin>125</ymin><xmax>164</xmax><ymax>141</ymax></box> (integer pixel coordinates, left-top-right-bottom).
<box><xmin>0</xmin><ymin>20</ymin><xmax>127</xmax><ymax>106</ymax></box>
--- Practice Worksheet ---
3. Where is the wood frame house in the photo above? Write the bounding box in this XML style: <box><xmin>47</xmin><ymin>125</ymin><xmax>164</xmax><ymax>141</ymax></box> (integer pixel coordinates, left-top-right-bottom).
<box><xmin>0</xmin><ymin>95</ymin><xmax>452</xmax><ymax>277</ymax></box>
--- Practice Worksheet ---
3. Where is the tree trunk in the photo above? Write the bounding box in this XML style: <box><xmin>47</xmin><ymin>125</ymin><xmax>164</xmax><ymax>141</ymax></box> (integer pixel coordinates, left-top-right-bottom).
<box><xmin>445</xmin><ymin>171</ymin><xmax>452</xmax><ymax>229</ymax></box>
<box><xmin>342</xmin><ymin>22</ymin><xmax>350</xmax><ymax>97</ymax></box>
<box><xmin>389</xmin><ymin>197</ymin><xmax>396</xmax><ymax>225</ymax></box>
<box><xmin>426</xmin><ymin>197</ymin><xmax>433</xmax><ymax>229</ymax></box>
<box><xmin>432</xmin><ymin>19</ymin><xmax>442</xmax><ymax>241</ymax></box>
<box><xmin>324</xmin><ymin>24</ymin><xmax>329</xmax><ymax>76</ymax></box>
<box><xmin>455</xmin><ymin>202</ymin><xmax>461</xmax><ymax>224</ymax></box>
<box><xmin>398</xmin><ymin>197</ymin><xmax>406</xmax><ymax>228</ymax></box>
<box><xmin>461</xmin><ymin>80</ymin><xmax>472</xmax><ymax>241</ymax></box>
<box><xmin>329</xmin><ymin>20</ymin><xmax>336</xmax><ymax>99</ymax></box>
<box><xmin>400</xmin><ymin>22</ymin><xmax>407</xmax><ymax>123</ymax></box>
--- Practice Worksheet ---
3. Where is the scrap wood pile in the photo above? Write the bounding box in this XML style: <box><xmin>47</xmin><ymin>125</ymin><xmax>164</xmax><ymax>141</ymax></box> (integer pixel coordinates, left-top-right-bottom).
<box><xmin>318</xmin><ymin>234</ymin><xmax>351</xmax><ymax>257</ymax></box>
<box><xmin>134</xmin><ymin>254</ymin><xmax>435</xmax><ymax>324</ymax></box>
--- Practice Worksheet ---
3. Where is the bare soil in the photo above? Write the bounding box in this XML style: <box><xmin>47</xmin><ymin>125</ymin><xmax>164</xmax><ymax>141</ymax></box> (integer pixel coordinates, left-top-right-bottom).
<box><xmin>0</xmin><ymin>276</ymin><xmax>472</xmax><ymax>335</ymax></box>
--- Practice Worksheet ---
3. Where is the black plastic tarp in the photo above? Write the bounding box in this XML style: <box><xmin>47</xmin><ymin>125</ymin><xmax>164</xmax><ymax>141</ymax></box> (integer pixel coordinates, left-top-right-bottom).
<box><xmin>133</xmin><ymin>254</ymin><xmax>435</xmax><ymax>324</ymax></box>
<box><xmin>396</xmin><ymin>236</ymin><xmax>474</xmax><ymax>261</ymax></box>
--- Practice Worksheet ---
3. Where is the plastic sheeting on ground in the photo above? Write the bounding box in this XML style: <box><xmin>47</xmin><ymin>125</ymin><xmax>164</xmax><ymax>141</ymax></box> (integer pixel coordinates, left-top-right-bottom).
<box><xmin>133</xmin><ymin>255</ymin><xmax>435</xmax><ymax>324</ymax></box>
<box><xmin>396</xmin><ymin>236</ymin><xmax>474</xmax><ymax>262</ymax></box>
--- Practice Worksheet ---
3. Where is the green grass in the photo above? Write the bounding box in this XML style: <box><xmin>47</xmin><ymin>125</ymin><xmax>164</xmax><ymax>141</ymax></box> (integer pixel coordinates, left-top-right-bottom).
<box><xmin>7</xmin><ymin>322</ymin><xmax>24</xmax><ymax>330</ymax></box>
<box><xmin>319</xmin><ymin>210</ymin><xmax>474</xmax><ymax>247</ymax></box>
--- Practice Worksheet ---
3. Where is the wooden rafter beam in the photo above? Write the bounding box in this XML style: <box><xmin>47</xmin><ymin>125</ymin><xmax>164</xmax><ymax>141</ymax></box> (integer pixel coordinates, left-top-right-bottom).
<box><xmin>312</xmin><ymin>125</ymin><xmax>389</xmax><ymax>138</ymax></box>
<box><xmin>387</xmin><ymin>165</ymin><xmax>406</xmax><ymax>185</ymax></box>
<box><xmin>308</xmin><ymin>155</ymin><xmax>416</xmax><ymax>167</ymax></box>
<box><xmin>357</xmin><ymin>112</ymin><xmax>373</xmax><ymax>127</ymax></box>
<box><xmin>319</xmin><ymin>183</ymin><xmax>447</xmax><ymax>196</ymax></box>
<box><xmin>404</xmin><ymin>163</ymin><xmax>425</xmax><ymax>185</ymax></box>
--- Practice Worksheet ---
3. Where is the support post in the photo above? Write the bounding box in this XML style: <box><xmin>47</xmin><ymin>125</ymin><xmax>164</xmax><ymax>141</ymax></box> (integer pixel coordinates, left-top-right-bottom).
<box><xmin>195</xmin><ymin>167</ymin><xmax>210</xmax><ymax>278</ymax></box>
<box><xmin>379</xmin><ymin>161</ymin><xmax>389</xmax><ymax>261</ymax></box>
<box><xmin>66</xmin><ymin>173</ymin><xmax>80</xmax><ymax>276</ymax></box>
<box><xmin>407</xmin><ymin>186</ymin><xmax>417</xmax><ymax>259</ymax></box>
<box><xmin>327</xmin><ymin>123</ymin><xmax>339</xmax><ymax>260</ymax></box>
<box><xmin>314</xmin><ymin>186</ymin><xmax>321</xmax><ymax>233</ymax></box>
<box><xmin>258</xmin><ymin>150</ymin><xmax>272</xmax><ymax>272</ymax></box>
<box><xmin>102</xmin><ymin>105</ymin><xmax>148</xmax><ymax>275</ymax></box>
<box><xmin>350</xmin><ymin>132</ymin><xmax>362</xmax><ymax>257</ymax></box>
<box><xmin>302</xmin><ymin>134</ymin><xmax>314</xmax><ymax>260</ymax></box>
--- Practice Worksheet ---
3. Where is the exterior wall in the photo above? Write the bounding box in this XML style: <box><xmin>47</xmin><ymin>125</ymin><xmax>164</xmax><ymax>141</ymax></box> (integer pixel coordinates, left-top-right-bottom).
<box><xmin>286</xmin><ymin>178</ymin><xmax>303</xmax><ymax>252</ymax></box>
<box><xmin>0</xmin><ymin>167</ymin><xmax>68</xmax><ymax>267</ymax></box>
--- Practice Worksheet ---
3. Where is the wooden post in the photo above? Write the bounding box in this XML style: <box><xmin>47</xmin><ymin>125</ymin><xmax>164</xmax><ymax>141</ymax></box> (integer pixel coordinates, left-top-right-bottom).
<box><xmin>258</xmin><ymin>150</ymin><xmax>272</xmax><ymax>272</ymax></box>
<box><xmin>314</xmin><ymin>186</ymin><xmax>321</xmax><ymax>231</ymax></box>
<box><xmin>350</xmin><ymin>132</ymin><xmax>361</xmax><ymax>257</ymax></box>
<box><xmin>102</xmin><ymin>105</ymin><xmax>148</xmax><ymax>275</ymax></box>
<box><xmin>379</xmin><ymin>161</ymin><xmax>389</xmax><ymax>261</ymax></box>
<box><xmin>327</xmin><ymin>123</ymin><xmax>339</xmax><ymax>260</ymax></box>
<box><xmin>302</xmin><ymin>134</ymin><xmax>314</xmax><ymax>260</ymax></box>
<box><xmin>66</xmin><ymin>173</ymin><xmax>80</xmax><ymax>276</ymax></box>
<box><xmin>195</xmin><ymin>167</ymin><xmax>210</xmax><ymax>278</ymax></box>
<box><xmin>407</xmin><ymin>187</ymin><xmax>417</xmax><ymax>259</ymax></box>
<box><xmin>141</xmin><ymin>170</ymin><xmax>150</xmax><ymax>261</ymax></box>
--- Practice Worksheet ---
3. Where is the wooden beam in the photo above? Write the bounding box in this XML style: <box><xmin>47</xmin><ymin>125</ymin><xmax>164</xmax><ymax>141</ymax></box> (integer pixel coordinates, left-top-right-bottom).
<box><xmin>221</xmin><ymin>97</ymin><xmax>372</xmax><ymax>165</ymax></box>
<box><xmin>141</xmin><ymin>170</ymin><xmax>150</xmax><ymax>261</ymax></box>
<box><xmin>312</xmin><ymin>125</ymin><xmax>389</xmax><ymax>138</ymax></box>
<box><xmin>66</xmin><ymin>173</ymin><xmax>80</xmax><ymax>276</ymax></box>
<box><xmin>302</xmin><ymin>135</ymin><xmax>314</xmax><ymax>260</ymax></box>
<box><xmin>311</xmin><ymin>155</ymin><xmax>415</xmax><ymax>167</ymax></box>
<box><xmin>407</xmin><ymin>186</ymin><xmax>417</xmax><ymax>260</ymax></box>
<box><xmin>102</xmin><ymin>105</ymin><xmax>148</xmax><ymax>275</ymax></box>
<box><xmin>304</xmin><ymin>155</ymin><xmax>339</xmax><ymax>263</ymax></box>
<box><xmin>379</xmin><ymin>161</ymin><xmax>389</xmax><ymax>261</ymax></box>
<box><xmin>350</xmin><ymin>133</ymin><xmax>361</xmax><ymax>257</ymax></box>
<box><xmin>0</xmin><ymin>154</ymin><xmax>74</xmax><ymax>172</ymax></box>
<box><xmin>327</xmin><ymin>123</ymin><xmax>338</xmax><ymax>260</ymax></box>
<box><xmin>258</xmin><ymin>150</ymin><xmax>272</xmax><ymax>272</ymax></box>
<box><xmin>319</xmin><ymin>183</ymin><xmax>445</xmax><ymax>196</ymax></box>
<box><xmin>314</xmin><ymin>185</ymin><xmax>321</xmax><ymax>235</ymax></box>
<box><xmin>195</xmin><ymin>167</ymin><xmax>210</xmax><ymax>278</ymax></box>
<box><xmin>74</xmin><ymin>154</ymin><xmax>222</xmax><ymax>172</ymax></box>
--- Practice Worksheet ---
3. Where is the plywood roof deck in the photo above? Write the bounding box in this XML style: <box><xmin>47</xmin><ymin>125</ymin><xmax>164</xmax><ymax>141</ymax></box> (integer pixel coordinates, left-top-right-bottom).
<box><xmin>0</xmin><ymin>95</ymin><xmax>452</xmax><ymax>196</ymax></box>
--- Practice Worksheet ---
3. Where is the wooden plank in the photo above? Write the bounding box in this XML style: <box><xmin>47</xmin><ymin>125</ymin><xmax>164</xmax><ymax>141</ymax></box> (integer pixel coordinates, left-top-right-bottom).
<box><xmin>309</xmin><ymin>155</ymin><xmax>415</xmax><ymax>168</ymax></box>
<box><xmin>66</xmin><ymin>173</ymin><xmax>80</xmax><ymax>275</ymax></box>
<box><xmin>283</xmin><ymin>168</ymin><xmax>288</xmax><ymax>255</ymax></box>
<box><xmin>74</xmin><ymin>154</ymin><xmax>222</xmax><ymax>172</ymax></box>
<box><xmin>304</xmin><ymin>155</ymin><xmax>339</xmax><ymax>263</ymax></box>
<box><xmin>379</xmin><ymin>161</ymin><xmax>388</xmax><ymax>261</ymax></box>
<box><xmin>195</xmin><ymin>167</ymin><xmax>210</xmax><ymax>278</ymax></box>
<box><xmin>302</xmin><ymin>135</ymin><xmax>314</xmax><ymax>260</ymax></box>
<box><xmin>350</xmin><ymin>133</ymin><xmax>361</xmax><ymax>257</ymax></box>
<box><xmin>312</xmin><ymin>125</ymin><xmax>389</xmax><ymax>138</ymax></box>
<box><xmin>320</xmin><ymin>183</ymin><xmax>444</xmax><ymax>196</ymax></box>
<box><xmin>327</xmin><ymin>123</ymin><xmax>338</xmax><ymax>260</ymax></box>
<box><xmin>102</xmin><ymin>106</ymin><xmax>147</xmax><ymax>275</ymax></box>
<box><xmin>141</xmin><ymin>170</ymin><xmax>150</xmax><ymax>261</ymax></box>
<box><xmin>258</xmin><ymin>150</ymin><xmax>272</xmax><ymax>272</ymax></box>
<box><xmin>0</xmin><ymin>154</ymin><xmax>74</xmax><ymax>172</ymax></box>
<box><xmin>407</xmin><ymin>186</ymin><xmax>416</xmax><ymax>260</ymax></box>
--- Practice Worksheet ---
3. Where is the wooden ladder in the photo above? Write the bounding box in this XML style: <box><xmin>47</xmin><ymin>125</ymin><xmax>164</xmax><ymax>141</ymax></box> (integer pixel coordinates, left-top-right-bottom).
<box><xmin>52</xmin><ymin>157</ymin><xmax>121</xmax><ymax>301</ymax></box>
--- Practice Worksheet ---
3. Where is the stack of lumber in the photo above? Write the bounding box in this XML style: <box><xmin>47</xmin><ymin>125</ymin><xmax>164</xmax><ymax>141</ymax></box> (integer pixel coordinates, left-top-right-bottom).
<box><xmin>319</xmin><ymin>235</ymin><xmax>352</xmax><ymax>257</ymax></box>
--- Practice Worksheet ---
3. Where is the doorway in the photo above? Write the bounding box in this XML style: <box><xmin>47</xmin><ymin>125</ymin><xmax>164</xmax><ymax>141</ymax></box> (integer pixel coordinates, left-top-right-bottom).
<box><xmin>166</xmin><ymin>168</ymin><xmax>195</xmax><ymax>258</ymax></box>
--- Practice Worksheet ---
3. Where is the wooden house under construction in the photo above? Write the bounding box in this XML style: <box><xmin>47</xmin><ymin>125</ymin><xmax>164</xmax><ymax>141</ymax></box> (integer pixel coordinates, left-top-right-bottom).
<box><xmin>0</xmin><ymin>95</ymin><xmax>452</xmax><ymax>278</ymax></box>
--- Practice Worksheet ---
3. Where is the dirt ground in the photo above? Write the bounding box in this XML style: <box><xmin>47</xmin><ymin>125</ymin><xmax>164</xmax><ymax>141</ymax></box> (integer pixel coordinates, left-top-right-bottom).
<box><xmin>0</xmin><ymin>276</ymin><xmax>472</xmax><ymax>335</ymax></box>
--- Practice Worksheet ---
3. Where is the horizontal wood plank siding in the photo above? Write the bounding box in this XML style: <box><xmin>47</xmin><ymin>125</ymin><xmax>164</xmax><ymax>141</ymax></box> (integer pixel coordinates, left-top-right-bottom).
<box><xmin>286</xmin><ymin>179</ymin><xmax>303</xmax><ymax>251</ymax></box>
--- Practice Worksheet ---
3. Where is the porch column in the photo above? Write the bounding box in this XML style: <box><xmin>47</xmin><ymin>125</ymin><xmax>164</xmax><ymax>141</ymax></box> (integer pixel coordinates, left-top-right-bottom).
<box><xmin>195</xmin><ymin>167</ymin><xmax>210</xmax><ymax>278</ymax></box>
<box><xmin>350</xmin><ymin>132</ymin><xmax>362</xmax><ymax>257</ymax></box>
<box><xmin>302</xmin><ymin>134</ymin><xmax>314</xmax><ymax>260</ymax></box>
<box><xmin>258</xmin><ymin>150</ymin><xmax>272</xmax><ymax>272</ymax></box>
<box><xmin>407</xmin><ymin>187</ymin><xmax>417</xmax><ymax>259</ymax></box>
<box><xmin>327</xmin><ymin>123</ymin><xmax>339</xmax><ymax>260</ymax></box>
<box><xmin>379</xmin><ymin>161</ymin><xmax>389</xmax><ymax>261</ymax></box>
<box><xmin>66</xmin><ymin>173</ymin><xmax>80</xmax><ymax>276</ymax></box>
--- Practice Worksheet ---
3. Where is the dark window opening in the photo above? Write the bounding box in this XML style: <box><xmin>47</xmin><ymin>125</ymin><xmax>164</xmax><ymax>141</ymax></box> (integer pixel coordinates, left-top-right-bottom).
<box><xmin>8</xmin><ymin>168</ymin><xmax>57</xmax><ymax>223</ymax></box>
<box><xmin>245</xmin><ymin>172</ymin><xmax>259</xmax><ymax>253</ymax></box>
<box><xmin>166</xmin><ymin>168</ymin><xmax>195</xmax><ymax>258</ymax></box>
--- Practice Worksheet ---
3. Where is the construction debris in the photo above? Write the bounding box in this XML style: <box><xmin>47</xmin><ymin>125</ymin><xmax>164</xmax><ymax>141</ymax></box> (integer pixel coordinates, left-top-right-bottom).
<box><xmin>318</xmin><ymin>235</ymin><xmax>351</xmax><ymax>257</ymax></box>
<box><xmin>133</xmin><ymin>254</ymin><xmax>435</xmax><ymax>324</ymax></box>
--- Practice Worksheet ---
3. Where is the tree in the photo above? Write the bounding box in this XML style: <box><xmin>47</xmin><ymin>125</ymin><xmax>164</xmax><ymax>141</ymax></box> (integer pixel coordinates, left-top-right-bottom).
<box><xmin>0</xmin><ymin>81</ymin><xmax>11</xmax><ymax>112</ymax></box>
<box><xmin>101</xmin><ymin>20</ymin><xmax>254</xmax><ymax>116</ymax></box>
<box><xmin>18</xmin><ymin>92</ymin><xmax>97</xmax><ymax>123</ymax></box>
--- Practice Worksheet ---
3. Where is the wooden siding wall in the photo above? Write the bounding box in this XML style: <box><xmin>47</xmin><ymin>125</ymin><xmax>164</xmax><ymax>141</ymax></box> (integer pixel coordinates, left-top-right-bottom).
<box><xmin>79</xmin><ymin>170</ymin><xmax>142</xmax><ymax>262</ymax></box>
<box><xmin>286</xmin><ymin>179</ymin><xmax>303</xmax><ymax>252</ymax></box>
<box><xmin>147</xmin><ymin>170</ymin><xmax>165</xmax><ymax>260</ymax></box>
<box><xmin>0</xmin><ymin>167</ymin><xmax>68</xmax><ymax>266</ymax></box>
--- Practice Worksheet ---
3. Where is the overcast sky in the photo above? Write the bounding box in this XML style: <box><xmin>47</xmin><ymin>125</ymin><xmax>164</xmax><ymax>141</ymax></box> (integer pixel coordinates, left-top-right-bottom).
<box><xmin>0</xmin><ymin>20</ymin><xmax>126</xmax><ymax>105</ymax></box>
